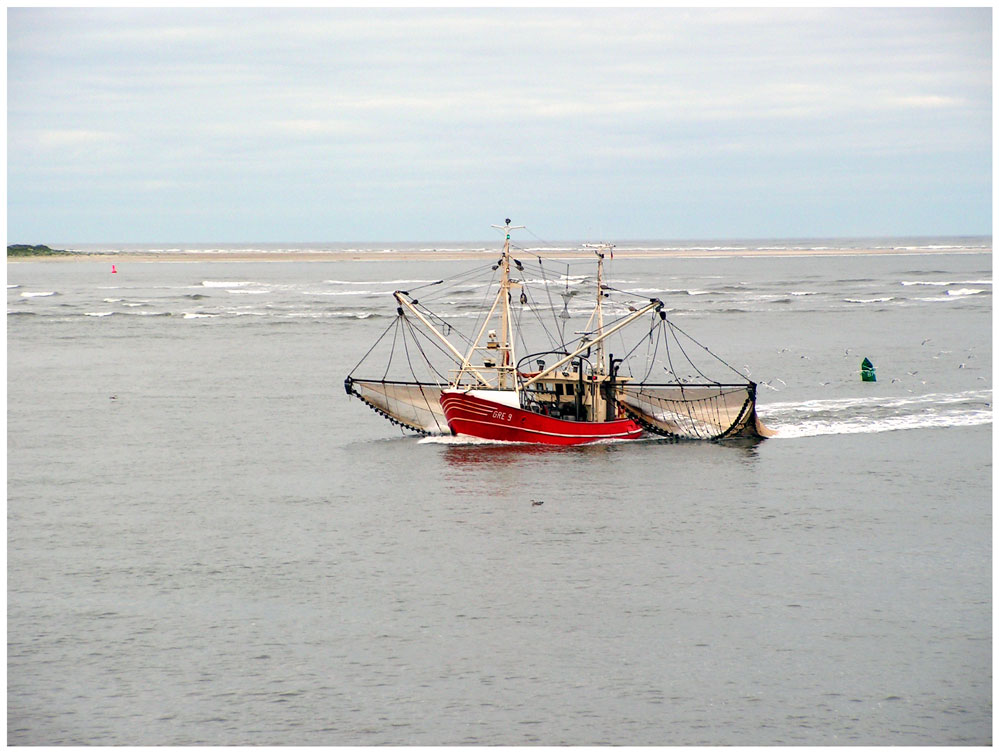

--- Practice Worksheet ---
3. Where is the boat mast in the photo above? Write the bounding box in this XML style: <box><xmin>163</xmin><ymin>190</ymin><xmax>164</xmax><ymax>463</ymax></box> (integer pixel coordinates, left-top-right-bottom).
<box><xmin>453</xmin><ymin>219</ymin><xmax>524</xmax><ymax>390</ymax></box>
<box><xmin>582</xmin><ymin>243</ymin><xmax>614</xmax><ymax>374</ymax></box>
<box><xmin>581</xmin><ymin>243</ymin><xmax>614</xmax><ymax>374</ymax></box>
<box><xmin>596</xmin><ymin>249</ymin><xmax>604</xmax><ymax>374</ymax></box>
<box><xmin>494</xmin><ymin>219</ymin><xmax>524</xmax><ymax>390</ymax></box>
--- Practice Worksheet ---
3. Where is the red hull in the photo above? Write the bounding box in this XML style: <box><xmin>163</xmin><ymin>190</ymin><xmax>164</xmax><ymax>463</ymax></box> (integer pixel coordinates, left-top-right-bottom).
<box><xmin>440</xmin><ymin>391</ymin><xmax>644</xmax><ymax>445</ymax></box>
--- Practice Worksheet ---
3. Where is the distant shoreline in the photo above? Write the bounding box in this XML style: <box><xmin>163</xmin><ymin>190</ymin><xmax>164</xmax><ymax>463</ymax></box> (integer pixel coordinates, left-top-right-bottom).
<box><xmin>6</xmin><ymin>247</ymin><xmax>991</xmax><ymax>263</ymax></box>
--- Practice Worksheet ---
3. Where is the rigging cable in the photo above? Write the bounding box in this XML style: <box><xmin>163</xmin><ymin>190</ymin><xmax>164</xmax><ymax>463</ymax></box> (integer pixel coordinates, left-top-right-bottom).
<box><xmin>382</xmin><ymin>316</ymin><xmax>403</xmax><ymax>381</ymax></box>
<box><xmin>463</xmin><ymin>265</ymin><xmax>502</xmax><ymax>364</ymax></box>
<box><xmin>657</xmin><ymin>324</ymin><xmax>716</xmax><ymax>439</ymax></box>
<box><xmin>398</xmin><ymin>315</ymin><xmax>448</xmax><ymax>434</ymax></box>
<box><xmin>663</xmin><ymin>318</ymin><xmax>751</xmax><ymax>381</ymax></box>
<box><xmin>614</xmin><ymin>317</ymin><xmax>660</xmax><ymax>374</ymax></box>
<box><xmin>348</xmin><ymin>315</ymin><xmax>399</xmax><ymax>377</ymax></box>
<box><xmin>519</xmin><ymin>260</ymin><xmax>567</xmax><ymax>351</ymax></box>
<box><xmin>640</xmin><ymin>316</ymin><xmax>664</xmax><ymax>383</ymax></box>
<box><xmin>667</xmin><ymin>321</ymin><xmax>721</xmax><ymax>385</ymax></box>
<box><xmin>404</xmin><ymin>316</ymin><xmax>458</xmax><ymax>383</ymax></box>
<box><xmin>516</xmin><ymin>265</ymin><xmax>567</xmax><ymax>353</ymax></box>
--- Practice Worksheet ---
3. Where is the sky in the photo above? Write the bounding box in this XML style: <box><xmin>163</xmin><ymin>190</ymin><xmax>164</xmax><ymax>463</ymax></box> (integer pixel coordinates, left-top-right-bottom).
<box><xmin>6</xmin><ymin>7</ymin><xmax>993</xmax><ymax>243</ymax></box>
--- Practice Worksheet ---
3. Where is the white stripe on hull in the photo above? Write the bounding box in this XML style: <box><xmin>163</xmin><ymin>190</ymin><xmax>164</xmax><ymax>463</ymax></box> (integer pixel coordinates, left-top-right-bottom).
<box><xmin>448</xmin><ymin>416</ymin><xmax>643</xmax><ymax>440</ymax></box>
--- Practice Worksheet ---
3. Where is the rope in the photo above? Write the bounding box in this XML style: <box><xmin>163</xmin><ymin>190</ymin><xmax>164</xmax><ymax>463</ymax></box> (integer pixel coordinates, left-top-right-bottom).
<box><xmin>464</xmin><ymin>265</ymin><xmax>501</xmax><ymax>361</ymax></box>
<box><xmin>667</xmin><ymin>321</ymin><xmax>720</xmax><ymax>385</ymax></box>
<box><xmin>615</xmin><ymin>317</ymin><xmax>658</xmax><ymax>375</ymax></box>
<box><xmin>401</xmin><ymin>317</ymin><xmax>449</xmax><ymax>434</ymax></box>
<box><xmin>403</xmin><ymin>316</ymin><xmax>452</xmax><ymax>384</ymax></box>
<box><xmin>640</xmin><ymin>316</ymin><xmax>663</xmax><ymax>382</ymax></box>
<box><xmin>535</xmin><ymin>256</ymin><xmax>562</xmax><ymax>347</ymax></box>
<box><xmin>520</xmin><ymin>284</ymin><xmax>564</xmax><ymax>353</ymax></box>
<box><xmin>382</xmin><ymin>316</ymin><xmax>402</xmax><ymax>381</ymax></box>
<box><xmin>348</xmin><ymin>315</ymin><xmax>398</xmax><ymax>377</ymax></box>
<box><xmin>663</xmin><ymin>318</ymin><xmax>750</xmax><ymax>381</ymax></box>
<box><xmin>414</xmin><ymin>303</ymin><xmax>468</xmax><ymax>345</ymax></box>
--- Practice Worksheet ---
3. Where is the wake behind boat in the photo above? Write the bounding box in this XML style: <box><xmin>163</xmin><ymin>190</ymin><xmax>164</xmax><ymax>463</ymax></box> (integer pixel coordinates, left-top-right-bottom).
<box><xmin>345</xmin><ymin>220</ymin><xmax>771</xmax><ymax>444</ymax></box>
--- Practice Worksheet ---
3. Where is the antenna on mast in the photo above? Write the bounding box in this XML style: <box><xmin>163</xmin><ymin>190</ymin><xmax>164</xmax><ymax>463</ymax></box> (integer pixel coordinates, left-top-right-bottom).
<box><xmin>491</xmin><ymin>218</ymin><xmax>525</xmax><ymax>241</ymax></box>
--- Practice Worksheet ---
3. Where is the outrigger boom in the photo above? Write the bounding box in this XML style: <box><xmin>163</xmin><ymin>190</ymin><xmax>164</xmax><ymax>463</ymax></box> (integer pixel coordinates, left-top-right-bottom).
<box><xmin>392</xmin><ymin>291</ymin><xmax>492</xmax><ymax>387</ymax></box>
<box><xmin>520</xmin><ymin>299</ymin><xmax>663</xmax><ymax>390</ymax></box>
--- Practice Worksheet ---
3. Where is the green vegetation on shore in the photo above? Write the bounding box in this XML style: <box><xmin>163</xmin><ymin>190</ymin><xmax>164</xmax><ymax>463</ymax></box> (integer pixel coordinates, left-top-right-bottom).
<box><xmin>7</xmin><ymin>244</ymin><xmax>73</xmax><ymax>257</ymax></box>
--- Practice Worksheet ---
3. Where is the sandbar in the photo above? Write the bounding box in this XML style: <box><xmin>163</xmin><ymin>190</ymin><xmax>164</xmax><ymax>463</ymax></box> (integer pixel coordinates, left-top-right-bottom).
<box><xmin>6</xmin><ymin>246</ymin><xmax>989</xmax><ymax>263</ymax></box>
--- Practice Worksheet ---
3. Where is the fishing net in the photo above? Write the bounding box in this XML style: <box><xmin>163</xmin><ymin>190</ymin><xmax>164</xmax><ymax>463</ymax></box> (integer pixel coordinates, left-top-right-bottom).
<box><xmin>618</xmin><ymin>382</ymin><xmax>773</xmax><ymax>440</ymax></box>
<box><xmin>344</xmin><ymin>378</ymin><xmax>449</xmax><ymax>435</ymax></box>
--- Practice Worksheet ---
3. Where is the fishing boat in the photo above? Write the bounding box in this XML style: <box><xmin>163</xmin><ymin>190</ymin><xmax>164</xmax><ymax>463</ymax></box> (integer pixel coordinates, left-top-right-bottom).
<box><xmin>345</xmin><ymin>220</ymin><xmax>771</xmax><ymax>444</ymax></box>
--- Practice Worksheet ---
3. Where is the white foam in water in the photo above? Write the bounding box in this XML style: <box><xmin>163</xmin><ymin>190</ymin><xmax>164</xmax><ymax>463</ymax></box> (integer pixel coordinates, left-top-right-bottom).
<box><xmin>420</xmin><ymin>433</ymin><xmax>710</xmax><ymax>447</ymax></box>
<box><xmin>761</xmin><ymin>390</ymin><xmax>992</xmax><ymax>438</ymax></box>
<box><xmin>917</xmin><ymin>294</ymin><xmax>976</xmax><ymax>302</ymax></box>
<box><xmin>418</xmin><ymin>434</ymin><xmax>532</xmax><ymax>446</ymax></box>
<box><xmin>201</xmin><ymin>280</ymin><xmax>256</xmax><ymax>288</ymax></box>
<box><xmin>324</xmin><ymin>279</ymin><xmax>438</xmax><ymax>286</ymax></box>
<box><xmin>770</xmin><ymin>411</ymin><xmax>992</xmax><ymax>438</ymax></box>
<box><xmin>20</xmin><ymin>291</ymin><xmax>56</xmax><ymax>298</ymax></box>
<box><xmin>306</xmin><ymin>289</ymin><xmax>386</xmax><ymax>296</ymax></box>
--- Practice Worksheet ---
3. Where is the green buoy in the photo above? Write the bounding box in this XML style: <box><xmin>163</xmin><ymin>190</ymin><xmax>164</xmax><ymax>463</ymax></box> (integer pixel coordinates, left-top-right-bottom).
<box><xmin>861</xmin><ymin>357</ymin><xmax>876</xmax><ymax>382</ymax></box>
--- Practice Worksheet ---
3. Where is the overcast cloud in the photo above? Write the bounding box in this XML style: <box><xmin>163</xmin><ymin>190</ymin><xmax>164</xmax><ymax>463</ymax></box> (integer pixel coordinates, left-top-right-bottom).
<box><xmin>7</xmin><ymin>7</ymin><xmax>992</xmax><ymax>242</ymax></box>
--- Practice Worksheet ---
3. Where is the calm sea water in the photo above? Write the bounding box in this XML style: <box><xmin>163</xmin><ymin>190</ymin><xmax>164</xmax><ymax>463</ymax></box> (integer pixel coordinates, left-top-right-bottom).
<box><xmin>7</xmin><ymin>243</ymin><xmax>992</xmax><ymax>744</ymax></box>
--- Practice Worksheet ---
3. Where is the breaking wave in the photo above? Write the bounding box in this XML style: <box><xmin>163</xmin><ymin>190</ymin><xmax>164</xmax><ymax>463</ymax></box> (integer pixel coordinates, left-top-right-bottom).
<box><xmin>201</xmin><ymin>280</ymin><xmax>257</xmax><ymax>288</ymax></box>
<box><xmin>760</xmin><ymin>390</ymin><xmax>992</xmax><ymax>438</ymax></box>
<box><xmin>324</xmin><ymin>279</ymin><xmax>439</xmax><ymax>286</ymax></box>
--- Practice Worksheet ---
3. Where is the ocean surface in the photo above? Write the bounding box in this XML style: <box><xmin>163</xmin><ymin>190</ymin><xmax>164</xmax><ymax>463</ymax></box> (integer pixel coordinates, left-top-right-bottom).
<box><xmin>7</xmin><ymin>238</ymin><xmax>992</xmax><ymax>744</ymax></box>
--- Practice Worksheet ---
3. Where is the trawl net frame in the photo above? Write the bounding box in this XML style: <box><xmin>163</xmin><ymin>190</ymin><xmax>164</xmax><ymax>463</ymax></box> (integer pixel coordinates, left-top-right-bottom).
<box><xmin>618</xmin><ymin>383</ymin><xmax>770</xmax><ymax>439</ymax></box>
<box><xmin>345</xmin><ymin>378</ymin><xmax>449</xmax><ymax>435</ymax></box>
